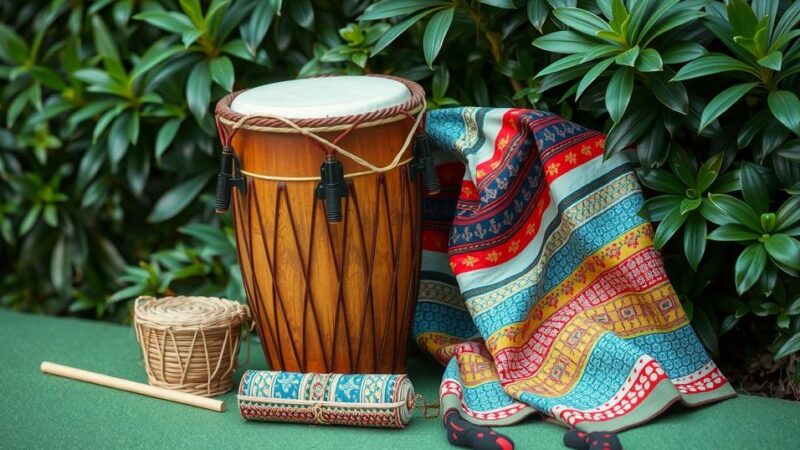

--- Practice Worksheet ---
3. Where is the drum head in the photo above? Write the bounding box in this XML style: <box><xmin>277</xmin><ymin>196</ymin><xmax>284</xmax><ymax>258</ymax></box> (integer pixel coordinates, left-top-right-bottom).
<box><xmin>229</xmin><ymin>76</ymin><xmax>412</xmax><ymax>119</ymax></box>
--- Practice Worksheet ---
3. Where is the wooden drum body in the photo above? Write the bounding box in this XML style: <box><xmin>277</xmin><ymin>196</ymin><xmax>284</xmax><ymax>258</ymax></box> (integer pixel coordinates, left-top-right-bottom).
<box><xmin>215</xmin><ymin>76</ymin><xmax>425</xmax><ymax>374</ymax></box>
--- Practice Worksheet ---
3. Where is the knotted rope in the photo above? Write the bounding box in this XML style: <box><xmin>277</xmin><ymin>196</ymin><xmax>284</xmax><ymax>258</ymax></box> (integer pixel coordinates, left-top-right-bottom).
<box><xmin>214</xmin><ymin>74</ymin><xmax>427</xmax><ymax>182</ymax></box>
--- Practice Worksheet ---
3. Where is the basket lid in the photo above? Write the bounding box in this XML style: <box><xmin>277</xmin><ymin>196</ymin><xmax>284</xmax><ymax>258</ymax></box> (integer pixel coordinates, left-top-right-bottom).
<box><xmin>134</xmin><ymin>296</ymin><xmax>247</xmax><ymax>329</ymax></box>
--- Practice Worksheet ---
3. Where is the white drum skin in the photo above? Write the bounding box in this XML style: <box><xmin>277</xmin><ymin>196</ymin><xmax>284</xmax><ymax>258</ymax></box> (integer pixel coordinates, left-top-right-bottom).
<box><xmin>229</xmin><ymin>76</ymin><xmax>412</xmax><ymax>119</ymax></box>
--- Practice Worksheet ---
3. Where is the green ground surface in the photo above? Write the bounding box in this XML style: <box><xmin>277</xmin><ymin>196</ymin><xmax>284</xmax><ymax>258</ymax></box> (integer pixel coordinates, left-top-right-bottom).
<box><xmin>1</xmin><ymin>308</ymin><xmax>798</xmax><ymax>449</ymax></box>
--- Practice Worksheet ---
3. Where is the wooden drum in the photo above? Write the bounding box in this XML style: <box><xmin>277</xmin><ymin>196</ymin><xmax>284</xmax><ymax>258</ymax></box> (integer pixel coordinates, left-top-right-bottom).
<box><xmin>214</xmin><ymin>76</ymin><xmax>428</xmax><ymax>374</ymax></box>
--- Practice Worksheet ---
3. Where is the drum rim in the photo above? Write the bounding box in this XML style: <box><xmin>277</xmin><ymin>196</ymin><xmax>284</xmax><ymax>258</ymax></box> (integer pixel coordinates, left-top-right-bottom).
<box><xmin>214</xmin><ymin>74</ymin><xmax>425</xmax><ymax>132</ymax></box>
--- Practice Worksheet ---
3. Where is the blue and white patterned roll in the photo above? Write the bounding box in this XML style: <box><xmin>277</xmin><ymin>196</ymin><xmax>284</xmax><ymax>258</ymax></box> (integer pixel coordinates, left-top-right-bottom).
<box><xmin>238</xmin><ymin>371</ymin><xmax>415</xmax><ymax>428</ymax></box>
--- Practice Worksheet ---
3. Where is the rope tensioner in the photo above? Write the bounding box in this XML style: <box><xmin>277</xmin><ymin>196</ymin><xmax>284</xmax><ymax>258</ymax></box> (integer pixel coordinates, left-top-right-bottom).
<box><xmin>214</xmin><ymin>146</ymin><xmax>246</xmax><ymax>213</ymax></box>
<box><xmin>411</xmin><ymin>132</ymin><xmax>440</xmax><ymax>196</ymax></box>
<box><xmin>317</xmin><ymin>154</ymin><xmax>348</xmax><ymax>222</ymax></box>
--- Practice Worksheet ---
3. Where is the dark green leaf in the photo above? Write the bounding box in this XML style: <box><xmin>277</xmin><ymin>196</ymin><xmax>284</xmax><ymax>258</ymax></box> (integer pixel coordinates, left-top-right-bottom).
<box><xmin>156</xmin><ymin>118</ymin><xmax>184</xmax><ymax>161</ymax></box>
<box><xmin>767</xmin><ymin>90</ymin><xmax>800</xmax><ymax>136</ymax></box>
<box><xmin>287</xmin><ymin>0</ymin><xmax>313</xmax><ymax>29</ymax></box>
<box><xmin>614</xmin><ymin>45</ymin><xmax>639</xmax><ymax>67</ymax></box>
<box><xmin>480</xmin><ymin>0</ymin><xmax>515</xmax><ymax>8</ymax></box>
<box><xmin>635</xmin><ymin>48</ymin><xmax>663</xmax><ymax>72</ymax></box>
<box><xmin>605</xmin><ymin>104</ymin><xmax>656</xmax><ymax>156</ymax></box>
<box><xmin>692</xmin><ymin>306</ymin><xmax>718</xmax><ymax>355</ymax></box>
<box><xmin>699</xmin><ymin>82</ymin><xmax>757</xmax><ymax>132</ymax></box>
<box><xmin>126</xmin><ymin>147</ymin><xmax>150</xmax><ymax>196</ymax></box>
<box><xmin>422</xmin><ymin>8</ymin><xmax>454</xmax><ymax>67</ymax></box>
<box><xmin>580</xmin><ymin>44</ymin><xmax>619</xmax><ymax>63</ymax></box>
<box><xmin>642</xmin><ymin>195</ymin><xmax>682</xmax><ymax>221</ymax></box>
<box><xmin>734</xmin><ymin>243</ymin><xmax>767</xmax><ymax>294</ymax></box>
<box><xmin>776</xmin><ymin>195</ymin><xmax>800</xmax><ymax>230</ymax></box>
<box><xmin>737</xmin><ymin>111</ymin><xmax>771</xmax><ymax>148</ymax></box>
<box><xmin>131</xmin><ymin>45</ymin><xmax>183</xmax><ymax>82</ymax></box>
<box><xmin>552</xmin><ymin>7</ymin><xmax>610</xmax><ymax>35</ymax></box>
<box><xmin>684</xmin><ymin>212</ymin><xmax>706</xmax><ymax>270</ymax></box>
<box><xmin>707</xmin><ymin>223</ymin><xmax>761</xmax><ymax>241</ymax></box>
<box><xmin>147</xmin><ymin>173</ymin><xmax>212</xmax><ymax>223</ymax></box>
<box><xmin>706</xmin><ymin>193</ymin><xmax>762</xmax><ymax>230</ymax></box>
<box><xmin>608</xmin><ymin>0</ymin><xmax>628</xmax><ymax>33</ymax></box>
<box><xmin>0</xmin><ymin>23</ymin><xmax>29</xmax><ymax>64</ymax></box>
<box><xmin>240</xmin><ymin>0</ymin><xmax>276</xmax><ymax>55</ymax></box>
<box><xmin>533</xmin><ymin>31</ymin><xmax>601</xmax><ymax>54</ymax></box>
<box><xmin>642</xmin><ymin>9</ymin><xmax>706</xmax><ymax>46</ymax></box>
<box><xmin>775</xmin><ymin>332</ymin><xmax>800</xmax><ymax>359</ymax></box>
<box><xmin>764</xmin><ymin>234</ymin><xmax>800</xmax><ymax>270</ymax></box>
<box><xmin>727</xmin><ymin>0</ymin><xmax>758</xmax><ymax>38</ymax></box>
<box><xmin>757</xmin><ymin>51</ymin><xmax>782</xmax><ymax>70</ymax></box>
<box><xmin>672</xmin><ymin>54</ymin><xmax>757</xmax><ymax>81</ymax></box>
<box><xmin>108</xmin><ymin>285</ymin><xmax>147</xmax><ymax>303</ymax></box>
<box><xmin>696</xmin><ymin>153</ymin><xmax>724</xmax><ymax>193</ymax></box>
<box><xmin>576</xmin><ymin>57</ymin><xmax>614</xmax><ymax>98</ymax></box>
<box><xmin>91</xmin><ymin>15</ymin><xmax>120</xmax><ymax>61</ymax></box>
<box><xmin>374</xmin><ymin>10</ymin><xmax>434</xmax><ymax>54</ymax></box>
<box><xmin>19</xmin><ymin>204</ymin><xmax>40</xmax><ymax>235</ymax></box>
<box><xmin>719</xmin><ymin>315</ymin><xmax>739</xmax><ymax>335</ymax></box>
<box><xmin>135</xmin><ymin>11</ymin><xmax>195</xmax><ymax>34</ymax></box>
<box><xmin>636</xmin><ymin>168</ymin><xmax>685</xmax><ymax>194</ymax></box>
<box><xmin>210</xmin><ymin>56</ymin><xmax>234</xmax><ymax>91</ymax></box>
<box><xmin>360</xmin><ymin>0</ymin><xmax>447</xmax><ymax>20</ymax></box>
<box><xmin>667</xmin><ymin>145</ymin><xmax>697</xmax><ymax>187</ymax></box>
<box><xmin>108</xmin><ymin>113</ymin><xmax>131</xmax><ymax>165</ymax></box>
<box><xmin>605</xmin><ymin>67</ymin><xmax>633</xmax><ymax>122</ymax></box>
<box><xmin>649</xmin><ymin>71</ymin><xmax>688</xmax><ymax>114</ymax></box>
<box><xmin>654</xmin><ymin>207</ymin><xmax>688</xmax><ymax>249</ymax></box>
<box><xmin>661</xmin><ymin>41</ymin><xmax>708</xmax><ymax>64</ymax></box>
<box><xmin>773</xmin><ymin>1</ymin><xmax>800</xmax><ymax>46</ymax></box>
<box><xmin>527</xmin><ymin>0</ymin><xmax>550</xmax><ymax>31</ymax></box>
<box><xmin>788</xmin><ymin>296</ymin><xmax>800</xmax><ymax>315</ymax></box>
<box><xmin>536</xmin><ymin>53</ymin><xmax>586</xmax><ymax>77</ymax></box>
<box><xmin>186</xmin><ymin>61</ymin><xmax>211</xmax><ymax>121</ymax></box>
<box><xmin>775</xmin><ymin>140</ymin><xmax>800</xmax><ymax>162</ymax></box>
<box><xmin>740</xmin><ymin>162</ymin><xmax>770</xmax><ymax>214</ymax></box>
<box><xmin>73</xmin><ymin>68</ymin><xmax>113</xmax><ymax>85</ymax></box>
<box><xmin>636</xmin><ymin>122</ymin><xmax>669</xmax><ymax>169</ymax></box>
<box><xmin>50</xmin><ymin>236</ymin><xmax>70</xmax><ymax>294</ymax></box>
<box><xmin>759</xmin><ymin>260</ymin><xmax>779</xmax><ymax>296</ymax></box>
<box><xmin>680</xmin><ymin>197</ymin><xmax>702</xmax><ymax>215</ymax></box>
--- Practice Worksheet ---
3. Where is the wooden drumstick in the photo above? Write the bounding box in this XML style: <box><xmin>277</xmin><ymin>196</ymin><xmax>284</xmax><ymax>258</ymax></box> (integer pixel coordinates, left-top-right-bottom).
<box><xmin>40</xmin><ymin>361</ymin><xmax>226</xmax><ymax>412</ymax></box>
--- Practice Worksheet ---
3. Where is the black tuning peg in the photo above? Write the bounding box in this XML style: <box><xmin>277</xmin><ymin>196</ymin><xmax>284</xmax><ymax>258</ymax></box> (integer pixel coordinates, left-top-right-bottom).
<box><xmin>317</xmin><ymin>155</ymin><xmax>348</xmax><ymax>222</ymax></box>
<box><xmin>412</xmin><ymin>132</ymin><xmax>440</xmax><ymax>195</ymax></box>
<box><xmin>215</xmin><ymin>146</ymin><xmax>246</xmax><ymax>213</ymax></box>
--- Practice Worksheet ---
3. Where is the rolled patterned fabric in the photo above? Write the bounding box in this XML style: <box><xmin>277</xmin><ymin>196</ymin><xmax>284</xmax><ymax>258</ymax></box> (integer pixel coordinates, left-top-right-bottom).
<box><xmin>238</xmin><ymin>370</ymin><xmax>415</xmax><ymax>428</ymax></box>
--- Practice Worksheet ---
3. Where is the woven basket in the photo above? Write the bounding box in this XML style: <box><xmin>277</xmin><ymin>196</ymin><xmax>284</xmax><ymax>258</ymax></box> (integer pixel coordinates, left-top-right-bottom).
<box><xmin>134</xmin><ymin>296</ymin><xmax>249</xmax><ymax>397</ymax></box>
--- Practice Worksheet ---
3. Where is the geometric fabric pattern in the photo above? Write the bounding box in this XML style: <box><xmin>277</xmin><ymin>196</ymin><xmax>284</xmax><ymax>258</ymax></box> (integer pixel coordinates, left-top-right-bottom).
<box><xmin>414</xmin><ymin>107</ymin><xmax>736</xmax><ymax>431</ymax></box>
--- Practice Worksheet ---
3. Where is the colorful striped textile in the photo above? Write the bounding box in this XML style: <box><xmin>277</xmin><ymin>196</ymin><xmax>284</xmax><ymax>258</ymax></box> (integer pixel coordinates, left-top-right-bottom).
<box><xmin>414</xmin><ymin>107</ymin><xmax>736</xmax><ymax>432</ymax></box>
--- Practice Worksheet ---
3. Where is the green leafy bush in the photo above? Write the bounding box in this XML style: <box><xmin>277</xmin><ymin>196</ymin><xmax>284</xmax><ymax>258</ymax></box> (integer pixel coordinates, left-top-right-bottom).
<box><xmin>1</xmin><ymin>0</ymin><xmax>799</xmax><ymax>392</ymax></box>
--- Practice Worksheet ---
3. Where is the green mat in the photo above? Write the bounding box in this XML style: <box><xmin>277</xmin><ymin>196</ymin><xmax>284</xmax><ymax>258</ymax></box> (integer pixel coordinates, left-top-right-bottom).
<box><xmin>1</xmin><ymin>308</ymin><xmax>797</xmax><ymax>449</ymax></box>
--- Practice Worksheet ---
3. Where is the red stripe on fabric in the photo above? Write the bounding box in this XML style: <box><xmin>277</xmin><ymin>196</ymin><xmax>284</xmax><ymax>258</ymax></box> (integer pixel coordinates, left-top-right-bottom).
<box><xmin>542</xmin><ymin>134</ymin><xmax>605</xmax><ymax>183</ymax></box>
<box><xmin>459</xmin><ymin>179</ymin><xmax>480</xmax><ymax>201</ymax></box>
<box><xmin>449</xmin><ymin>188</ymin><xmax>551</xmax><ymax>275</ymax></box>
<box><xmin>474</xmin><ymin>110</ymin><xmax>524</xmax><ymax>186</ymax></box>
<box><xmin>557</xmin><ymin>359</ymin><xmax>668</xmax><ymax>427</ymax></box>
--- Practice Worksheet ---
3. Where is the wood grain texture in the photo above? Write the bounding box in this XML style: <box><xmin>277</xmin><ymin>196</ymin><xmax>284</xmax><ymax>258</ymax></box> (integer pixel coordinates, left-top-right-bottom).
<box><xmin>229</xmin><ymin>115</ymin><xmax>422</xmax><ymax>374</ymax></box>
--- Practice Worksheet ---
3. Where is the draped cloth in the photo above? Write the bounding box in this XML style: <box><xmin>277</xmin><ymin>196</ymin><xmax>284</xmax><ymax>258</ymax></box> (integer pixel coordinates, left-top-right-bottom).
<box><xmin>413</xmin><ymin>107</ymin><xmax>736</xmax><ymax>432</ymax></box>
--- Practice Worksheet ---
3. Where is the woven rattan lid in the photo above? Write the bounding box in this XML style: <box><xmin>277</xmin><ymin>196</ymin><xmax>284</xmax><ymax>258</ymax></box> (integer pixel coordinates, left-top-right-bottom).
<box><xmin>134</xmin><ymin>296</ymin><xmax>247</xmax><ymax>330</ymax></box>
